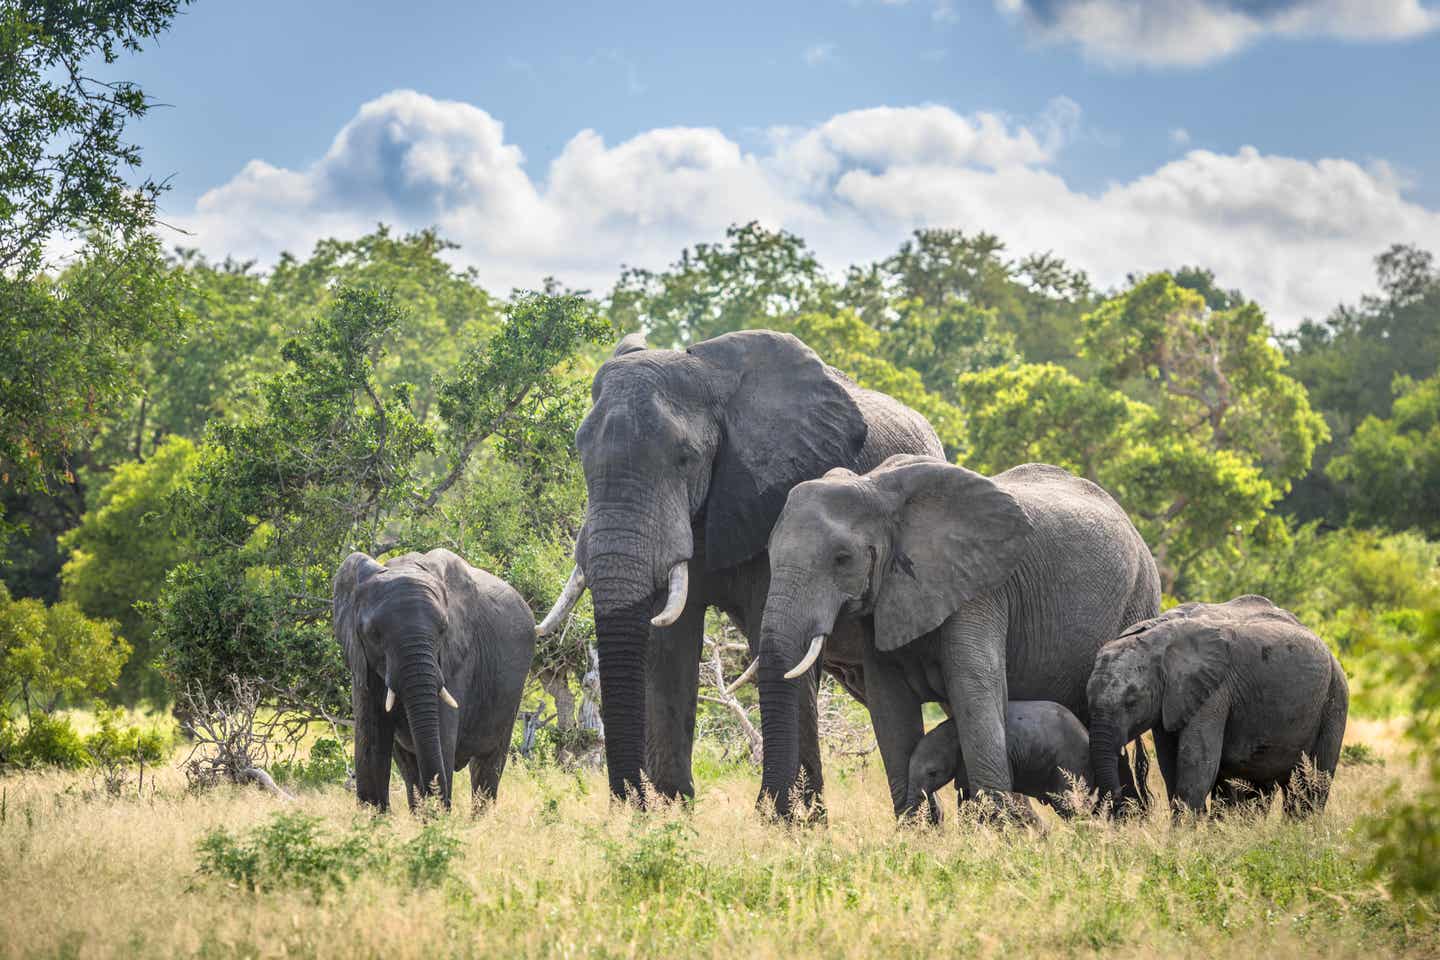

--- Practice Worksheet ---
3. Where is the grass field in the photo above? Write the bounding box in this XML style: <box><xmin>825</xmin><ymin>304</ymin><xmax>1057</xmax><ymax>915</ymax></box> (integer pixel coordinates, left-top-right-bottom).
<box><xmin>0</xmin><ymin>717</ymin><xmax>1434</xmax><ymax>959</ymax></box>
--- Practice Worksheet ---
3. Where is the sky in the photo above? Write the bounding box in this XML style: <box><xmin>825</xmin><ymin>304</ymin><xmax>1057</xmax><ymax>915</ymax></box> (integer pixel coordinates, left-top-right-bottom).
<box><xmin>114</xmin><ymin>0</ymin><xmax>1440</xmax><ymax>327</ymax></box>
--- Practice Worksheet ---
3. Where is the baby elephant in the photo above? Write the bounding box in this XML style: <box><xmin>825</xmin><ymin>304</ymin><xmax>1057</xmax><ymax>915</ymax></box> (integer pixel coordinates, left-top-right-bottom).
<box><xmin>1087</xmin><ymin>595</ymin><xmax>1348</xmax><ymax>817</ymax></box>
<box><xmin>333</xmin><ymin>548</ymin><xmax>535</xmax><ymax>812</ymax></box>
<box><xmin>907</xmin><ymin>701</ymin><xmax>1094</xmax><ymax>821</ymax></box>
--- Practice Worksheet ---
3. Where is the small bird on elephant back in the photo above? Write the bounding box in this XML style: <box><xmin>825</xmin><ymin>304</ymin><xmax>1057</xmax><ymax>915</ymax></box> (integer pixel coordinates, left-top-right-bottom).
<box><xmin>1087</xmin><ymin>595</ymin><xmax>1349</xmax><ymax>819</ymax></box>
<box><xmin>332</xmin><ymin>548</ymin><xmax>536</xmax><ymax>812</ymax></box>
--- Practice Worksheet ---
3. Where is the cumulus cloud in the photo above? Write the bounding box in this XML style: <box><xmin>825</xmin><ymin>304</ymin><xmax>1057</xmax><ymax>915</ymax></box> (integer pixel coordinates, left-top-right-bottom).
<box><xmin>179</xmin><ymin>89</ymin><xmax>1440</xmax><ymax>326</ymax></box>
<box><xmin>995</xmin><ymin>0</ymin><xmax>1439</xmax><ymax>67</ymax></box>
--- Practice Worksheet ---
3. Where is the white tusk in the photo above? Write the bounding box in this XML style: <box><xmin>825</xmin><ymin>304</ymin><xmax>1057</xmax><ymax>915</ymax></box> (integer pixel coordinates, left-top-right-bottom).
<box><xmin>440</xmin><ymin>686</ymin><xmax>459</xmax><ymax>709</ymax></box>
<box><xmin>536</xmin><ymin>566</ymin><xmax>586</xmax><ymax>636</ymax></box>
<box><xmin>650</xmin><ymin>562</ymin><xmax>689</xmax><ymax>628</ymax></box>
<box><xmin>784</xmin><ymin>635</ymin><xmax>826</xmax><ymax>680</ymax></box>
<box><xmin>385</xmin><ymin>688</ymin><xmax>396</xmax><ymax>712</ymax></box>
<box><xmin>724</xmin><ymin>659</ymin><xmax>759</xmax><ymax>695</ymax></box>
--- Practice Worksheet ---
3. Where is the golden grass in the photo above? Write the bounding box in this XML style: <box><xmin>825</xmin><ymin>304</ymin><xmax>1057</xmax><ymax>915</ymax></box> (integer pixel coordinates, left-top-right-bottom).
<box><xmin>0</xmin><ymin>717</ymin><xmax>1434</xmax><ymax>960</ymax></box>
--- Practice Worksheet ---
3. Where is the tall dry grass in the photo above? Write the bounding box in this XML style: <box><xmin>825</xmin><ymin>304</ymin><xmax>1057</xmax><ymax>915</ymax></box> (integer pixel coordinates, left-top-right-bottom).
<box><xmin>0</xmin><ymin>717</ymin><xmax>1433</xmax><ymax>959</ymax></box>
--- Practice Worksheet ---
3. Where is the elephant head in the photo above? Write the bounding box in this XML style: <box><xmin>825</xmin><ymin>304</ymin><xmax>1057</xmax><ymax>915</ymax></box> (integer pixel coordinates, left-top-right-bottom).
<box><xmin>1086</xmin><ymin>606</ymin><xmax>1230</xmax><ymax>808</ymax></box>
<box><xmin>537</xmin><ymin>330</ymin><xmax>868</xmax><ymax>799</ymax></box>
<box><xmin>906</xmin><ymin>719</ymin><xmax>960</xmax><ymax>824</ymax></box>
<box><xmin>335</xmin><ymin>553</ymin><xmax>462</xmax><ymax>807</ymax></box>
<box><xmin>757</xmin><ymin>454</ymin><xmax>1033</xmax><ymax>812</ymax></box>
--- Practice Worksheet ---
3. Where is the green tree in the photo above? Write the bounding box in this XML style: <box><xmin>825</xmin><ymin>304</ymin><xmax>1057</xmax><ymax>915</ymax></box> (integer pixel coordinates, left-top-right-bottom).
<box><xmin>1283</xmin><ymin>244</ymin><xmax>1440</xmax><ymax>525</ymax></box>
<box><xmin>955</xmin><ymin>362</ymin><xmax>1275</xmax><ymax>589</ymax></box>
<box><xmin>1327</xmin><ymin>374</ymin><xmax>1440</xmax><ymax>537</ymax></box>
<box><xmin>0</xmin><ymin>0</ymin><xmax>186</xmax><ymax>275</ymax></box>
<box><xmin>154</xmin><ymin>287</ymin><xmax>610</xmax><ymax>711</ymax></box>
<box><xmin>609</xmin><ymin>222</ymin><xmax>826</xmax><ymax>347</ymax></box>
<box><xmin>59</xmin><ymin>436</ymin><xmax>198</xmax><ymax>701</ymax></box>
<box><xmin>0</xmin><ymin>584</ymin><xmax>129</xmax><ymax>719</ymax></box>
<box><xmin>957</xmin><ymin>274</ymin><xmax>1326</xmax><ymax>589</ymax></box>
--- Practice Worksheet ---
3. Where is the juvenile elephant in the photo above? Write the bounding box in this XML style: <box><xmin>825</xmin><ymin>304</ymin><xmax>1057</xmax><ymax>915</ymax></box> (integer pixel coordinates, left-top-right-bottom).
<box><xmin>907</xmin><ymin>701</ymin><xmax>1096</xmax><ymax>822</ymax></box>
<box><xmin>759</xmin><ymin>455</ymin><xmax>1160</xmax><ymax>818</ymax></box>
<box><xmin>333</xmin><ymin>549</ymin><xmax>535</xmax><ymax>811</ymax></box>
<box><xmin>535</xmin><ymin>330</ymin><xmax>941</xmax><ymax>806</ymax></box>
<box><xmin>1087</xmin><ymin>595</ymin><xmax>1349</xmax><ymax>817</ymax></box>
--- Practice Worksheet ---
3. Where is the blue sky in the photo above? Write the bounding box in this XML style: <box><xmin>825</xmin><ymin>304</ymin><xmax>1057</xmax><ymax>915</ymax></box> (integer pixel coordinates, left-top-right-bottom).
<box><xmin>116</xmin><ymin>0</ymin><xmax>1440</xmax><ymax>325</ymax></box>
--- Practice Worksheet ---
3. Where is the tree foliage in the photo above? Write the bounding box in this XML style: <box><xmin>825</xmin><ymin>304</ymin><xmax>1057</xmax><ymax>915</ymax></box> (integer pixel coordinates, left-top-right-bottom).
<box><xmin>0</xmin><ymin>583</ymin><xmax>129</xmax><ymax>719</ymax></box>
<box><xmin>1328</xmin><ymin>374</ymin><xmax>1440</xmax><ymax>537</ymax></box>
<box><xmin>0</xmin><ymin>0</ymin><xmax>185</xmax><ymax>275</ymax></box>
<box><xmin>153</xmin><ymin>285</ymin><xmax>610</xmax><ymax>710</ymax></box>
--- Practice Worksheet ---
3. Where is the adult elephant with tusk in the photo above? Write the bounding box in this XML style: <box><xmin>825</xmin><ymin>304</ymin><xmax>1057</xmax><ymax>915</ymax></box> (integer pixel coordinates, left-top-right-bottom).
<box><xmin>333</xmin><ymin>549</ymin><xmax>536</xmax><ymax>812</ymax></box>
<box><xmin>537</xmin><ymin>329</ymin><xmax>942</xmax><ymax>806</ymax></box>
<box><xmin>757</xmin><ymin>456</ymin><xmax>1161</xmax><ymax>819</ymax></box>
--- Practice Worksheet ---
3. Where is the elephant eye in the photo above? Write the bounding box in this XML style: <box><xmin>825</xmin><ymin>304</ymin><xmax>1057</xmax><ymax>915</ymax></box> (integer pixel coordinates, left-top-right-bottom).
<box><xmin>835</xmin><ymin>551</ymin><xmax>853</xmax><ymax>568</ymax></box>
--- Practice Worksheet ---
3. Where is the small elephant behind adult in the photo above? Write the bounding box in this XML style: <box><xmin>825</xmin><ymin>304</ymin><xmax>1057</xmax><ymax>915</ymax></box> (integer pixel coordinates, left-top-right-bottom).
<box><xmin>1087</xmin><ymin>595</ymin><xmax>1349</xmax><ymax>817</ymax></box>
<box><xmin>332</xmin><ymin>548</ymin><xmax>536</xmax><ymax>812</ymax></box>
<box><xmin>907</xmin><ymin>702</ymin><xmax>1094</xmax><ymax>822</ymax></box>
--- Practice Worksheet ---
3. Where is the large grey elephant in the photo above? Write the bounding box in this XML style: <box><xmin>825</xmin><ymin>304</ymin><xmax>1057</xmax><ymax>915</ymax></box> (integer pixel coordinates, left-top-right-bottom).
<box><xmin>333</xmin><ymin>549</ymin><xmax>535</xmax><ymax>811</ymax></box>
<box><xmin>758</xmin><ymin>455</ymin><xmax>1161</xmax><ymax>818</ymax></box>
<box><xmin>1087</xmin><ymin>595</ymin><xmax>1349</xmax><ymax>817</ymax></box>
<box><xmin>536</xmin><ymin>330</ymin><xmax>942</xmax><ymax>805</ymax></box>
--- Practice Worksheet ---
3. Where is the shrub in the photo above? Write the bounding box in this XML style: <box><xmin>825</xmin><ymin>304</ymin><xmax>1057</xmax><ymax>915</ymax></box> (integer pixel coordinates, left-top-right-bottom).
<box><xmin>196</xmin><ymin>811</ymin><xmax>462</xmax><ymax>895</ymax></box>
<box><xmin>2</xmin><ymin>714</ymin><xmax>89</xmax><ymax>769</ymax></box>
<box><xmin>273</xmin><ymin>737</ymin><xmax>350</xmax><ymax>789</ymax></box>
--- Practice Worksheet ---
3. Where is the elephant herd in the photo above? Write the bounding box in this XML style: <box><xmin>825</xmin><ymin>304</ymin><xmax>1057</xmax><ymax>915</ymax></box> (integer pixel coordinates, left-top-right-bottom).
<box><xmin>332</xmin><ymin>329</ymin><xmax>1350</xmax><ymax>823</ymax></box>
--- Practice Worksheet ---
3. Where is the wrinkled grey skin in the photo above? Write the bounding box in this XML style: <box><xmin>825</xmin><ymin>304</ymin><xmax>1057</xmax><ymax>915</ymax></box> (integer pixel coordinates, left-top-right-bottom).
<box><xmin>907</xmin><ymin>703</ymin><xmax>1093</xmax><ymax>822</ymax></box>
<box><xmin>333</xmin><ymin>549</ymin><xmax>535</xmax><ymax>811</ymax></box>
<box><xmin>760</xmin><ymin>455</ymin><xmax>1160</xmax><ymax>818</ymax></box>
<box><xmin>1087</xmin><ymin>595</ymin><xmax>1349</xmax><ymax>817</ymax></box>
<box><xmin>571</xmin><ymin>330</ymin><xmax>941</xmax><ymax>805</ymax></box>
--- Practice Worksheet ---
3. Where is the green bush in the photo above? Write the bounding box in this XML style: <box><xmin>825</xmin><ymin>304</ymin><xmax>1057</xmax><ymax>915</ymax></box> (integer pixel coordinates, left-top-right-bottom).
<box><xmin>1370</xmin><ymin>607</ymin><xmax>1440</xmax><ymax>904</ymax></box>
<box><xmin>196</xmin><ymin>811</ymin><xmax>462</xmax><ymax>894</ymax></box>
<box><xmin>3</xmin><ymin>714</ymin><xmax>90</xmax><ymax>768</ymax></box>
<box><xmin>273</xmin><ymin>737</ymin><xmax>349</xmax><ymax>789</ymax></box>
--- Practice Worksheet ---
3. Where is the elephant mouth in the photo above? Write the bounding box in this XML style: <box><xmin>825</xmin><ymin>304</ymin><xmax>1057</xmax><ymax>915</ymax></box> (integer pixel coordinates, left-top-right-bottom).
<box><xmin>839</xmin><ymin>546</ymin><xmax>879</xmax><ymax>618</ymax></box>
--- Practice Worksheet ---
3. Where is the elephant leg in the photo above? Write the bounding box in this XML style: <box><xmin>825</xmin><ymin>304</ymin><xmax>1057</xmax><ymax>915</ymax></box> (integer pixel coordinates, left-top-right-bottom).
<box><xmin>861</xmin><ymin>640</ymin><xmax>925</xmax><ymax>817</ymax></box>
<box><xmin>468</xmin><ymin>747</ymin><xmax>508</xmax><ymax>810</ymax></box>
<box><xmin>353</xmin><ymin>669</ymin><xmax>396</xmax><ymax>811</ymax></box>
<box><xmin>645</xmin><ymin>599</ymin><xmax>706</xmax><ymax>802</ymax></box>
<box><xmin>394</xmin><ymin>745</ymin><xmax>422</xmax><ymax>812</ymax></box>
<box><xmin>1172</xmin><ymin>692</ymin><xmax>1231</xmax><ymax>817</ymax></box>
<box><xmin>938</xmin><ymin>597</ymin><xmax>1025</xmax><ymax>821</ymax></box>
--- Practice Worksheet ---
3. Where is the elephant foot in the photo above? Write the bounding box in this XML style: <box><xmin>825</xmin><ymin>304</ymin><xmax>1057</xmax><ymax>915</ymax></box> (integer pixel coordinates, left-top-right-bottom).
<box><xmin>962</xmin><ymin>790</ymin><xmax>1041</xmax><ymax>830</ymax></box>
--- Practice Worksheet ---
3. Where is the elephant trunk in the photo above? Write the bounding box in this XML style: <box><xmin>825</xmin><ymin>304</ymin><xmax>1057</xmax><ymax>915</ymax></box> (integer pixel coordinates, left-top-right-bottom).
<box><xmin>756</xmin><ymin>593</ymin><xmax>813</xmax><ymax>818</ymax></box>
<box><xmin>1089</xmin><ymin>718</ymin><xmax>1123</xmax><ymax>815</ymax></box>
<box><xmin>397</xmin><ymin>636</ymin><xmax>449</xmax><ymax>807</ymax></box>
<box><xmin>586</xmin><ymin>543</ymin><xmax>657</xmax><ymax>802</ymax></box>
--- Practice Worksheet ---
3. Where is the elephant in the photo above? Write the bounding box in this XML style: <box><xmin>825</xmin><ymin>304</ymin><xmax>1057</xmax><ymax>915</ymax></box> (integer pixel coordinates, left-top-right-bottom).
<box><xmin>1086</xmin><ymin>594</ymin><xmax>1349</xmax><ymax>818</ymax></box>
<box><xmin>758</xmin><ymin>454</ymin><xmax>1161</xmax><ymax>818</ymax></box>
<box><xmin>535</xmin><ymin>329</ymin><xmax>942</xmax><ymax>806</ymax></box>
<box><xmin>907</xmin><ymin>702</ymin><xmax>1095</xmax><ymax>822</ymax></box>
<box><xmin>332</xmin><ymin>548</ymin><xmax>535</xmax><ymax>811</ymax></box>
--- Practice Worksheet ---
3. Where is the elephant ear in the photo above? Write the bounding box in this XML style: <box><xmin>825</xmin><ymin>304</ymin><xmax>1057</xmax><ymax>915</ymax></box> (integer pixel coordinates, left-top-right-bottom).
<box><xmin>1160</xmin><ymin>625</ymin><xmax>1231</xmax><ymax>731</ymax></box>
<box><xmin>612</xmin><ymin>332</ymin><xmax>647</xmax><ymax>357</ymax></box>
<box><xmin>333</xmin><ymin>552</ymin><xmax>385</xmax><ymax>676</ymax></box>
<box><xmin>688</xmin><ymin>330</ymin><xmax>867</xmax><ymax>572</ymax></box>
<box><xmin>869</xmin><ymin>457</ymin><xmax>1033</xmax><ymax>651</ymax></box>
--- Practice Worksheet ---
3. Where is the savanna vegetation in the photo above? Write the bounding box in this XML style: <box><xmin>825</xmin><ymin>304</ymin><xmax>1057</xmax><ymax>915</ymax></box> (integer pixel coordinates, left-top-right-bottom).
<box><xmin>2</xmin><ymin>2</ymin><xmax>1438</xmax><ymax>957</ymax></box>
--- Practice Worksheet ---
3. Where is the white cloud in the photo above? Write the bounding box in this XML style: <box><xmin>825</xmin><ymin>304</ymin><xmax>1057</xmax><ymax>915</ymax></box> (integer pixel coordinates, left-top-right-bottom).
<box><xmin>178</xmin><ymin>90</ymin><xmax>1440</xmax><ymax>326</ymax></box>
<box><xmin>996</xmin><ymin>0</ymin><xmax>1439</xmax><ymax>67</ymax></box>
<box><xmin>1171</xmin><ymin>127</ymin><xmax>1191</xmax><ymax>146</ymax></box>
<box><xmin>803</xmin><ymin>42</ymin><xmax>837</xmax><ymax>66</ymax></box>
